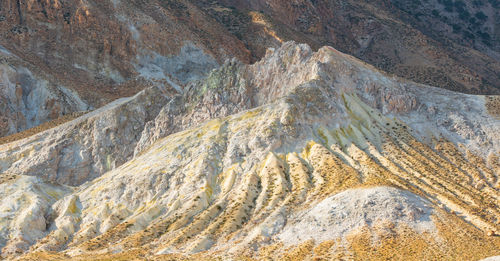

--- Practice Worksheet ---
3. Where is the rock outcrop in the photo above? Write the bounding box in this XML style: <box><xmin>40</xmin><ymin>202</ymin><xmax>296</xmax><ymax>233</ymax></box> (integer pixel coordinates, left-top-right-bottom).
<box><xmin>1</xmin><ymin>0</ymin><xmax>500</xmax><ymax>139</ymax></box>
<box><xmin>0</xmin><ymin>84</ymin><xmax>177</xmax><ymax>186</ymax></box>
<box><xmin>0</xmin><ymin>50</ymin><xmax>89</xmax><ymax>137</ymax></box>
<box><xmin>212</xmin><ymin>0</ymin><xmax>500</xmax><ymax>94</ymax></box>
<box><xmin>0</xmin><ymin>0</ymin><xmax>250</xmax><ymax>136</ymax></box>
<box><xmin>0</xmin><ymin>42</ymin><xmax>498</xmax><ymax>260</ymax></box>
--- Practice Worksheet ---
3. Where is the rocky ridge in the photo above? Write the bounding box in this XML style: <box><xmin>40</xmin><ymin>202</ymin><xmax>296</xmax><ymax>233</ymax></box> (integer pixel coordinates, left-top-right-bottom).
<box><xmin>0</xmin><ymin>42</ymin><xmax>498</xmax><ymax>260</ymax></box>
<box><xmin>2</xmin><ymin>0</ymin><xmax>500</xmax><ymax>139</ymax></box>
<box><xmin>0</xmin><ymin>0</ymin><xmax>247</xmax><ymax>137</ymax></box>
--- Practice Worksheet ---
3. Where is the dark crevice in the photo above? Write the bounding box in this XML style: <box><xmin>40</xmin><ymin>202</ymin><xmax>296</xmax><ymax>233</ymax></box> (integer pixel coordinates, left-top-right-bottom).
<box><xmin>16</xmin><ymin>0</ymin><xmax>23</xmax><ymax>24</ymax></box>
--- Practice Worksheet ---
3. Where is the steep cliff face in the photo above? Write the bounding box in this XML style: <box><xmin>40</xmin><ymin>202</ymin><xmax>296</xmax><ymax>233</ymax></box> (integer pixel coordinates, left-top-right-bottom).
<box><xmin>0</xmin><ymin>50</ymin><xmax>89</xmax><ymax>137</ymax></box>
<box><xmin>0</xmin><ymin>0</ymin><xmax>251</xmax><ymax>136</ymax></box>
<box><xmin>0</xmin><ymin>42</ymin><xmax>498</xmax><ymax>260</ymax></box>
<box><xmin>0</xmin><ymin>0</ymin><xmax>251</xmax><ymax>88</ymax></box>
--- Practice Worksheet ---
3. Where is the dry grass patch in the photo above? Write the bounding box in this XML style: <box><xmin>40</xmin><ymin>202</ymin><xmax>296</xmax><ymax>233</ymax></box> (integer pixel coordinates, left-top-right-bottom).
<box><xmin>0</xmin><ymin>112</ymin><xmax>87</xmax><ymax>145</ymax></box>
<box><xmin>486</xmin><ymin>96</ymin><xmax>500</xmax><ymax>117</ymax></box>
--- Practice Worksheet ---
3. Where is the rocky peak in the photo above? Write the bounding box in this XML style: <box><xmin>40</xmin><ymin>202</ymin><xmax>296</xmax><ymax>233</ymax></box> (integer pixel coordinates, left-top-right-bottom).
<box><xmin>0</xmin><ymin>41</ymin><xmax>499</xmax><ymax>260</ymax></box>
<box><xmin>2</xmin><ymin>0</ymin><xmax>500</xmax><ymax>141</ymax></box>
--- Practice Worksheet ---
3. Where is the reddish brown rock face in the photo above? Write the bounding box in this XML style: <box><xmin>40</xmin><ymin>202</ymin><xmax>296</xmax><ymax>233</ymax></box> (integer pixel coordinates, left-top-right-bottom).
<box><xmin>0</xmin><ymin>0</ymin><xmax>499</xmax><ymax>138</ymax></box>
<box><xmin>2</xmin><ymin>0</ymin><xmax>499</xmax><ymax>99</ymax></box>
<box><xmin>0</xmin><ymin>0</ymin><xmax>252</xmax><ymax>106</ymax></box>
<box><xmin>214</xmin><ymin>0</ymin><xmax>500</xmax><ymax>95</ymax></box>
<box><xmin>0</xmin><ymin>0</ymin><xmax>255</xmax><ymax>136</ymax></box>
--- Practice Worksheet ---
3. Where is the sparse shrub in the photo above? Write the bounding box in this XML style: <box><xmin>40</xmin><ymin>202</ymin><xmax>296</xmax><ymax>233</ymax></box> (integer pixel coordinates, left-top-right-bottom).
<box><xmin>452</xmin><ymin>24</ymin><xmax>462</xmax><ymax>33</ymax></box>
<box><xmin>442</xmin><ymin>0</ymin><xmax>454</xmax><ymax>12</ymax></box>
<box><xmin>472</xmin><ymin>0</ymin><xmax>485</xmax><ymax>7</ymax></box>
<box><xmin>475</xmin><ymin>11</ymin><xmax>488</xmax><ymax>21</ymax></box>
<box><xmin>454</xmin><ymin>0</ymin><xmax>467</xmax><ymax>10</ymax></box>
<box><xmin>478</xmin><ymin>31</ymin><xmax>491</xmax><ymax>44</ymax></box>
<box><xmin>459</xmin><ymin>10</ymin><xmax>470</xmax><ymax>20</ymax></box>
<box><xmin>464</xmin><ymin>30</ymin><xmax>474</xmax><ymax>39</ymax></box>
<box><xmin>488</xmin><ymin>0</ymin><xmax>500</xmax><ymax>8</ymax></box>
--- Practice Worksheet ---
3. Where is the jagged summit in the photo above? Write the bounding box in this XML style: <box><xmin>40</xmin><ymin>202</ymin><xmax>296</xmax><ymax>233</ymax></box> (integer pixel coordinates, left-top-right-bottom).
<box><xmin>0</xmin><ymin>42</ymin><xmax>499</xmax><ymax>260</ymax></box>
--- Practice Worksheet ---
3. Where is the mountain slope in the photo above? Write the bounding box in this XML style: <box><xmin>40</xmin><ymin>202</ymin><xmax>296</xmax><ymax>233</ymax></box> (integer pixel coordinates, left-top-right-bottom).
<box><xmin>201</xmin><ymin>0</ymin><xmax>500</xmax><ymax>94</ymax></box>
<box><xmin>2</xmin><ymin>0</ymin><xmax>500</xmax><ymax>139</ymax></box>
<box><xmin>0</xmin><ymin>0</ymin><xmax>248</xmax><ymax>137</ymax></box>
<box><xmin>0</xmin><ymin>42</ymin><xmax>498</xmax><ymax>260</ymax></box>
